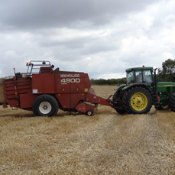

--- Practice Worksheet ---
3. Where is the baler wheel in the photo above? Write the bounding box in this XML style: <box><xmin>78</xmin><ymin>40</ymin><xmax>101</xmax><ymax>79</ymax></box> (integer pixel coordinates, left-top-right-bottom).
<box><xmin>86</xmin><ymin>110</ymin><xmax>93</xmax><ymax>116</ymax></box>
<box><xmin>122</xmin><ymin>86</ymin><xmax>152</xmax><ymax>114</ymax></box>
<box><xmin>169</xmin><ymin>92</ymin><xmax>175</xmax><ymax>111</ymax></box>
<box><xmin>32</xmin><ymin>95</ymin><xmax>59</xmax><ymax>116</ymax></box>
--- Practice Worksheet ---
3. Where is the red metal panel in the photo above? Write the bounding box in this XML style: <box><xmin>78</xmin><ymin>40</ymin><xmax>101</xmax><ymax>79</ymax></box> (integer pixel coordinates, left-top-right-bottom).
<box><xmin>42</xmin><ymin>74</ymin><xmax>54</xmax><ymax>93</ymax></box>
<box><xmin>55</xmin><ymin>75</ymin><xmax>71</xmax><ymax>93</ymax></box>
<box><xmin>85</xmin><ymin>89</ymin><xmax>112</xmax><ymax>107</ymax></box>
<box><xmin>75</xmin><ymin>103</ymin><xmax>95</xmax><ymax>114</ymax></box>
<box><xmin>70</xmin><ymin>77</ymin><xmax>84</xmax><ymax>93</ymax></box>
<box><xmin>71</xmin><ymin>93</ymin><xmax>86</xmax><ymax>108</ymax></box>
<box><xmin>84</xmin><ymin>74</ymin><xmax>91</xmax><ymax>91</ymax></box>
<box><xmin>32</xmin><ymin>74</ymin><xmax>54</xmax><ymax>94</ymax></box>
<box><xmin>56</xmin><ymin>94</ymin><xmax>71</xmax><ymax>109</ymax></box>
<box><xmin>7</xmin><ymin>100</ymin><xmax>18</xmax><ymax>107</ymax></box>
<box><xmin>54</xmin><ymin>73</ymin><xmax>92</xmax><ymax>110</ymax></box>
<box><xmin>20</xmin><ymin>93</ymin><xmax>36</xmax><ymax>109</ymax></box>
<box><xmin>32</xmin><ymin>74</ymin><xmax>42</xmax><ymax>93</ymax></box>
<box><xmin>6</xmin><ymin>95</ymin><xmax>16</xmax><ymax>99</ymax></box>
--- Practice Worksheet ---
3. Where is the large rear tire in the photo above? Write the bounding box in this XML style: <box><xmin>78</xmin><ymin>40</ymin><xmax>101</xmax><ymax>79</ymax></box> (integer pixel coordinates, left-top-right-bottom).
<box><xmin>32</xmin><ymin>95</ymin><xmax>59</xmax><ymax>116</ymax></box>
<box><xmin>113</xmin><ymin>91</ymin><xmax>120</xmax><ymax>102</ymax></box>
<box><xmin>122</xmin><ymin>86</ymin><xmax>152</xmax><ymax>114</ymax></box>
<box><xmin>115</xmin><ymin>109</ymin><xmax>126</xmax><ymax>114</ymax></box>
<box><xmin>169</xmin><ymin>93</ymin><xmax>175</xmax><ymax>111</ymax></box>
<box><xmin>113</xmin><ymin>91</ymin><xmax>126</xmax><ymax>114</ymax></box>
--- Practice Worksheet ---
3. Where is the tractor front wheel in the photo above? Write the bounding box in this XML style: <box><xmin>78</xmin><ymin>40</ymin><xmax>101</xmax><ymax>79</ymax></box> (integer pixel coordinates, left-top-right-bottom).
<box><xmin>122</xmin><ymin>87</ymin><xmax>152</xmax><ymax>114</ymax></box>
<box><xmin>32</xmin><ymin>95</ymin><xmax>59</xmax><ymax>116</ymax></box>
<box><xmin>169</xmin><ymin>93</ymin><xmax>175</xmax><ymax>111</ymax></box>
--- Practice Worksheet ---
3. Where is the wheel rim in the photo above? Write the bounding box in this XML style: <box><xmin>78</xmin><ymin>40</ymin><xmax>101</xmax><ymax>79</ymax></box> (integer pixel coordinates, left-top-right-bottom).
<box><xmin>87</xmin><ymin>111</ymin><xmax>92</xmax><ymax>116</ymax></box>
<box><xmin>131</xmin><ymin>92</ymin><xmax>148</xmax><ymax>111</ymax></box>
<box><xmin>39</xmin><ymin>101</ymin><xmax>52</xmax><ymax>114</ymax></box>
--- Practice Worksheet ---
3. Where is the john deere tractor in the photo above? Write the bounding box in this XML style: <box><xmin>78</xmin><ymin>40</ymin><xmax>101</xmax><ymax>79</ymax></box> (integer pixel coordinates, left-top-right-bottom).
<box><xmin>113</xmin><ymin>66</ymin><xmax>175</xmax><ymax>114</ymax></box>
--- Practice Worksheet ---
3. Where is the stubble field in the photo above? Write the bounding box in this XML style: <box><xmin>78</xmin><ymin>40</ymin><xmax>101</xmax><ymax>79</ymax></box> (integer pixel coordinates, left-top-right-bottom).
<box><xmin>0</xmin><ymin>85</ymin><xmax>175</xmax><ymax>175</ymax></box>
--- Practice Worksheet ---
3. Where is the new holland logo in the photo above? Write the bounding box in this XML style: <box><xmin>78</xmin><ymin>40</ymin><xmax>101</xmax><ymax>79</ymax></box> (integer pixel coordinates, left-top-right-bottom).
<box><xmin>60</xmin><ymin>74</ymin><xmax>80</xmax><ymax>78</ymax></box>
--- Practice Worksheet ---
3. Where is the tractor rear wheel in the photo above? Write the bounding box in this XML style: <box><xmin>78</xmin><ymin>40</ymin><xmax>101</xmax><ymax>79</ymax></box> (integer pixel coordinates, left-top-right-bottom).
<box><xmin>122</xmin><ymin>86</ymin><xmax>152</xmax><ymax>114</ymax></box>
<box><xmin>169</xmin><ymin>93</ymin><xmax>175</xmax><ymax>111</ymax></box>
<box><xmin>113</xmin><ymin>91</ymin><xmax>126</xmax><ymax>114</ymax></box>
<box><xmin>115</xmin><ymin>109</ymin><xmax>126</xmax><ymax>114</ymax></box>
<box><xmin>32</xmin><ymin>95</ymin><xmax>59</xmax><ymax>116</ymax></box>
<box><xmin>113</xmin><ymin>91</ymin><xmax>120</xmax><ymax>102</ymax></box>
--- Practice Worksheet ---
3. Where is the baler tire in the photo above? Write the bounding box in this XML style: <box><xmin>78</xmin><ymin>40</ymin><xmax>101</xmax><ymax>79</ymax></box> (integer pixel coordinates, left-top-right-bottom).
<box><xmin>32</xmin><ymin>95</ymin><xmax>59</xmax><ymax>117</ymax></box>
<box><xmin>122</xmin><ymin>86</ymin><xmax>152</xmax><ymax>114</ymax></box>
<box><xmin>86</xmin><ymin>110</ymin><xmax>93</xmax><ymax>116</ymax></box>
<box><xmin>169</xmin><ymin>93</ymin><xmax>175</xmax><ymax>111</ymax></box>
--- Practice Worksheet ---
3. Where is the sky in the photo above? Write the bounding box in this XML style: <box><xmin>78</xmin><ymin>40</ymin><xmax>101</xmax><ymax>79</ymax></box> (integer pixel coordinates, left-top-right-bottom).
<box><xmin>0</xmin><ymin>0</ymin><xmax>174</xmax><ymax>79</ymax></box>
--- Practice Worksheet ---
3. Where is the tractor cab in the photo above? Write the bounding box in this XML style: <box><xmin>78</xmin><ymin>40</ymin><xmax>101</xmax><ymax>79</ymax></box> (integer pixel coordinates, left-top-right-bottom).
<box><xmin>126</xmin><ymin>67</ymin><xmax>153</xmax><ymax>85</ymax></box>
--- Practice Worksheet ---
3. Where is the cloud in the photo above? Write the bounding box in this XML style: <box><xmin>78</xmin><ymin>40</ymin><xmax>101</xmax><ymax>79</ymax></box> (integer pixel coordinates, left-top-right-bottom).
<box><xmin>0</xmin><ymin>0</ymin><xmax>175</xmax><ymax>80</ymax></box>
<box><xmin>0</xmin><ymin>0</ymin><xmax>162</xmax><ymax>30</ymax></box>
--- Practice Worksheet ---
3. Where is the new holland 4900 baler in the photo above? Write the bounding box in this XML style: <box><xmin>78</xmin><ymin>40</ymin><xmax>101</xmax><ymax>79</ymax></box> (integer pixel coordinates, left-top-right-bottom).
<box><xmin>0</xmin><ymin>61</ymin><xmax>113</xmax><ymax>116</ymax></box>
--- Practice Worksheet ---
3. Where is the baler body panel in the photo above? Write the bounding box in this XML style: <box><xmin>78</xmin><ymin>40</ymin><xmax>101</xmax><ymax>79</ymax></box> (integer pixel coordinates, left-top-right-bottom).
<box><xmin>54</xmin><ymin>72</ymin><xmax>91</xmax><ymax>109</ymax></box>
<box><xmin>20</xmin><ymin>93</ymin><xmax>37</xmax><ymax>109</ymax></box>
<box><xmin>32</xmin><ymin>74</ymin><xmax>54</xmax><ymax>94</ymax></box>
<box><xmin>3</xmin><ymin>77</ymin><xmax>32</xmax><ymax>108</ymax></box>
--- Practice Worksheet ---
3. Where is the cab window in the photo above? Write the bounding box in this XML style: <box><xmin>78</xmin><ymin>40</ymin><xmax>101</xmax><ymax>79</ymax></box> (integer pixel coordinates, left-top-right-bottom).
<box><xmin>135</xmin><ymin>71</ymin><xmax>142</xmax><ymax>83</ymax></box>
<box><xmin>143</xmin><ymin>70</ymin><xmax>153</xmax><ymax>83</ymax></box>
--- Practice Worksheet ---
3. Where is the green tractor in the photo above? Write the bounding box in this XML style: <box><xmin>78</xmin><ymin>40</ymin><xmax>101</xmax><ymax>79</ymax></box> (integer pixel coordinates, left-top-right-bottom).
<box><xmin>113</xmin><ymin>66</ymin><xmax>175</xmax><ymax>114</ymax></box>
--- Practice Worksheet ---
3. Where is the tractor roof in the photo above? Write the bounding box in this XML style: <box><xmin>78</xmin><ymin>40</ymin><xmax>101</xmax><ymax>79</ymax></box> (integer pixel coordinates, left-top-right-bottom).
<box><xmin>126</xmin><ymin>67</ymin><xmax>153</xmax><ymax>72</ymax></box>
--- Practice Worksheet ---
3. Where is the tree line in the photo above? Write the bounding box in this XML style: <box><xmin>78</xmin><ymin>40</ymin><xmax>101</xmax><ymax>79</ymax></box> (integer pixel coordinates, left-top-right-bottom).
<box><xmin>91</xmin><ymin>78</ymin><xmax>127</xmax><ymax>85</ymax></box>
<box><xmin>91</xmin><ymin>58</ymin><xmax>175</xmax><ymax>85</ymax></box>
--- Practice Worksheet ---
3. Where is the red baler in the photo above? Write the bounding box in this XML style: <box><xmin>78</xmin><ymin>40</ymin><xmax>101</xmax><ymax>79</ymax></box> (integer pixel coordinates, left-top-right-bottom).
<box><xmin>0</xmin><ymin>61</ymin><xmax>113</xmax><ymax>116</ymax></box>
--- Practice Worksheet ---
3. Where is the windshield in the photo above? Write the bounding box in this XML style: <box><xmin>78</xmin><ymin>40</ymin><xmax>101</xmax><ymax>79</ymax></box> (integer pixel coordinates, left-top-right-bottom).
<box><xmin>126</xmin><ymin>71</ymin><xmax>135</xmax><ymax>84</ymax></box>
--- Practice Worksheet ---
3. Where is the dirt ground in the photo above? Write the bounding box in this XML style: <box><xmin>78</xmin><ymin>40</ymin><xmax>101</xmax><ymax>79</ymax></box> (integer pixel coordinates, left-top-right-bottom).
<box><xmin>0</xmin><ymin>85</ymin><xmax>175</xmax><ymax>175</ymax></box>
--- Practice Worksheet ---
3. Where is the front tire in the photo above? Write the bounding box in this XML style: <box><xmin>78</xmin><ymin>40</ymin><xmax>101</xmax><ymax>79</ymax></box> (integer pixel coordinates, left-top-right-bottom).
<box><xmin>122</xmin><ymin>86</ymin><xmax>152</xmax><ymax>114</ymax></box>
<box><xmin>32</xmin><ymin>95</ymin><xmax>59</xmax><ymax>116</ymax></box>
